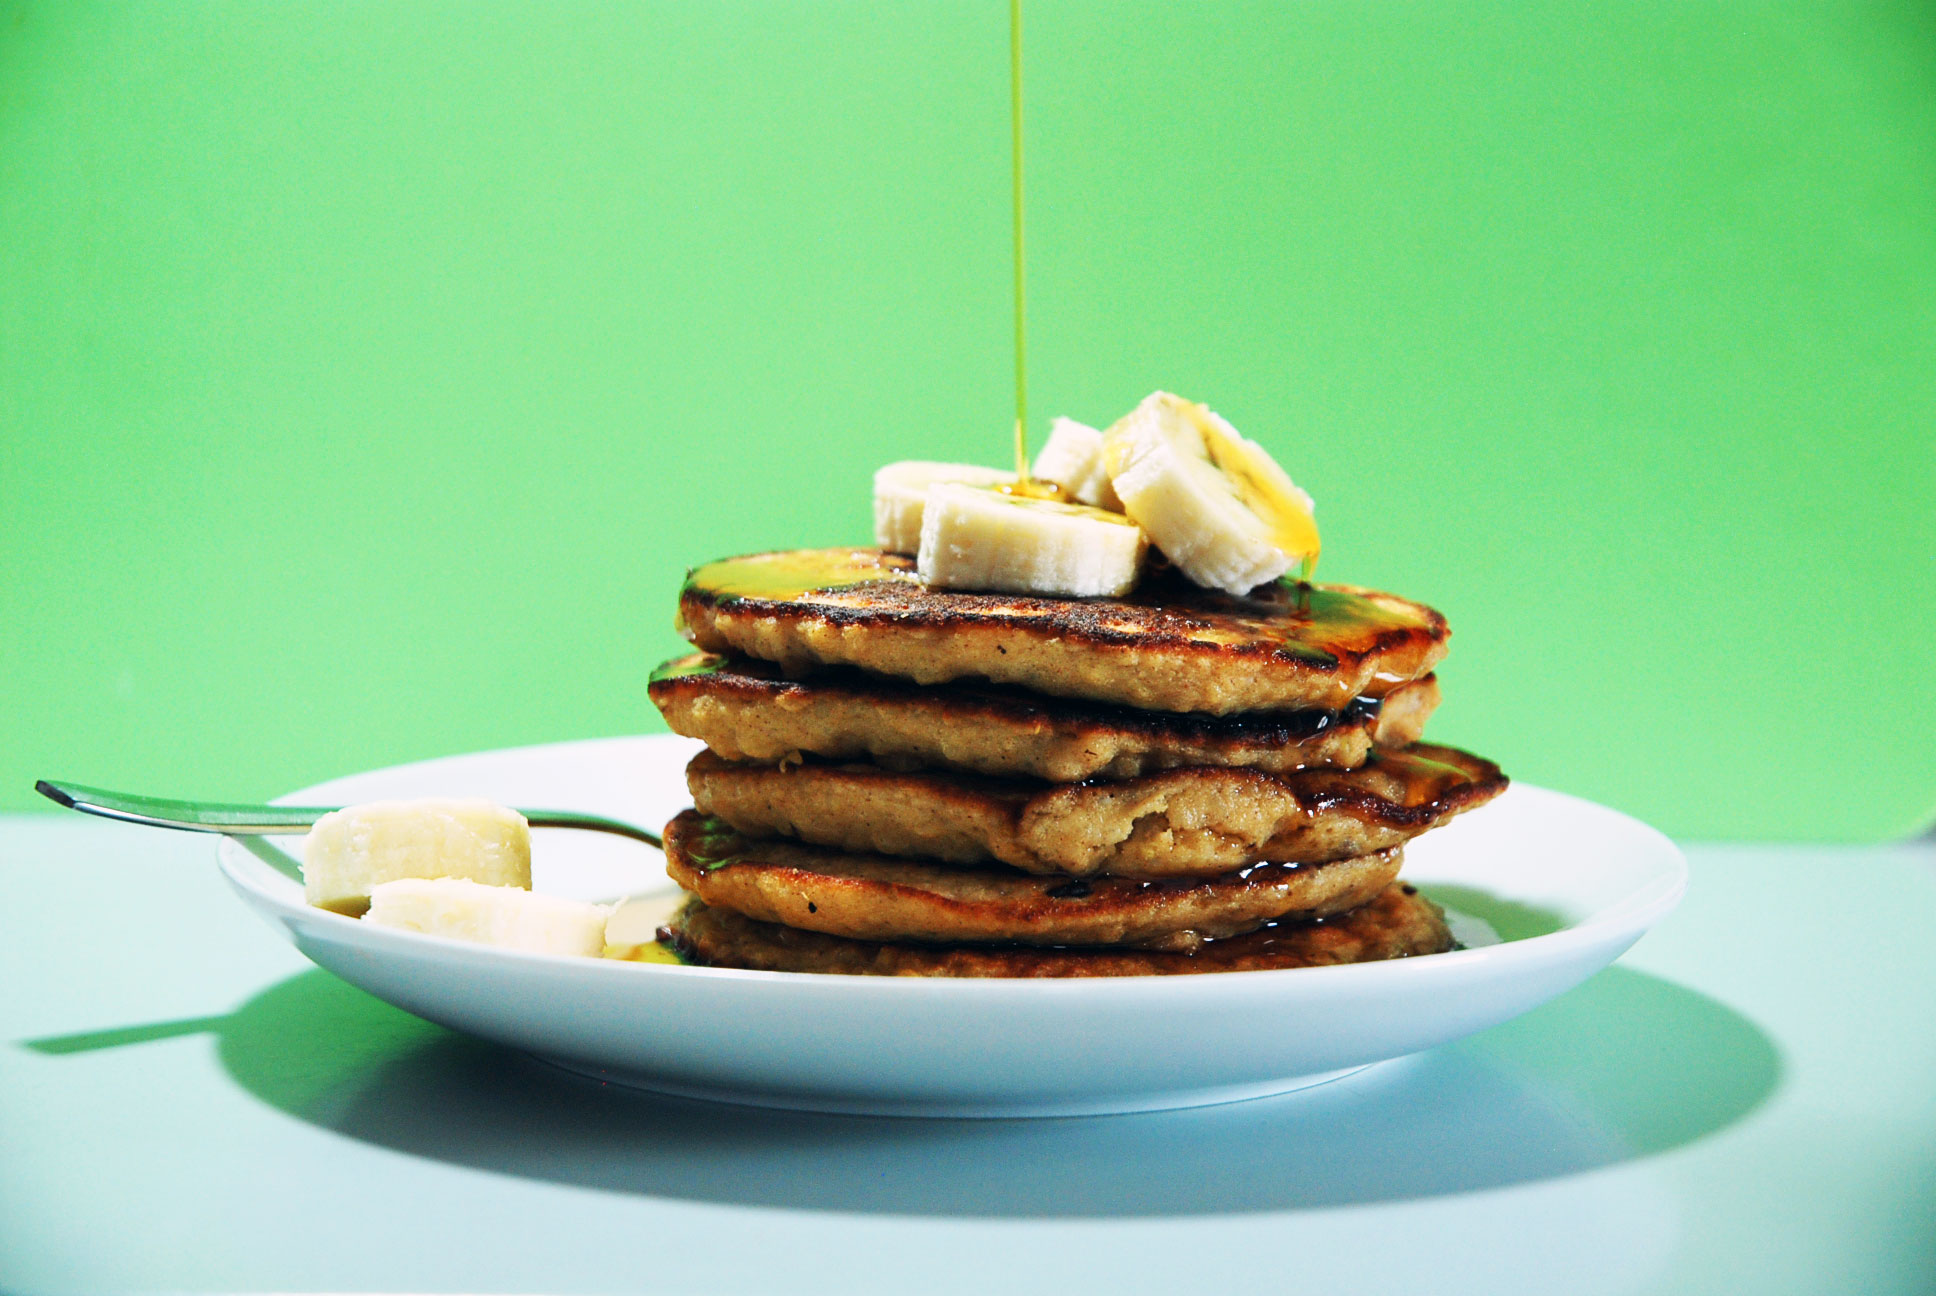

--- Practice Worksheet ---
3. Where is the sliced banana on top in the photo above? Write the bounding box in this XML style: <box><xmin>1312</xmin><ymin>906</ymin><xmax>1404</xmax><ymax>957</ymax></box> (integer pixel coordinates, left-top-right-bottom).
<box><xmin>1103</xmin><ymin>392</ymin><xmax>1319</xmax><ymax>596</ymax></box>
<box><xmin>1031</xmin><ymin>417</ymin><xmax>1123</xmax><ymax>511</ymax></box>
<box><xmin>873</xmin><ymin>461</ymin><xmax>1015</xmax><ymax>553</ymax></box>
<box><xmin>918</xmin><ymin>482</ymin><xmax>1148</xmax><ymax>599</ymax></box>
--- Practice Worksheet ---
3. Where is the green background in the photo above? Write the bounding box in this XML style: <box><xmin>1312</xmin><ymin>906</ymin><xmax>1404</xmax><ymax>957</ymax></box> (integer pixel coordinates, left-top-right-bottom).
<box><xmin>2</xmin><ymin>1</ymin><xmax>1931</xmax><ymax>840</ymax></box>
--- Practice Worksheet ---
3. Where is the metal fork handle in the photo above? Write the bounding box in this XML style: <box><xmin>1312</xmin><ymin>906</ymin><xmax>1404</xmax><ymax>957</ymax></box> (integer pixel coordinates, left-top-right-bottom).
<box><xmin>34</xmin><ymin>779</ymin><xmax>663</xmax><ymax>850</ymax></box>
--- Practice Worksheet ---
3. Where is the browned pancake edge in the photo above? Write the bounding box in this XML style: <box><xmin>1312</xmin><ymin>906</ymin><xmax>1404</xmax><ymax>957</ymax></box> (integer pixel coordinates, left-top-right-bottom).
<box><xmin>676</xmin><ymin>549</ymin><xmax>1448</xmax><ymax>714</ymax></box>
<box><xmin>661</xmin><ymin>809</ymin><xmax>1404</xmax><ymax>949</ymax></box>
<box><xmin>656</xmin><ymin>883</ymin><xmax>1455</xmax><ymax>977</ymax></box>
<box><xmin>686</xmin><ymin>743</ymin><xmax>1506</xmax><ymax>878</ymax></box>
<box><xmin>651</xmin><ymin>653</ymin><xmax>1441</xmax><ymax>781</ymax></box>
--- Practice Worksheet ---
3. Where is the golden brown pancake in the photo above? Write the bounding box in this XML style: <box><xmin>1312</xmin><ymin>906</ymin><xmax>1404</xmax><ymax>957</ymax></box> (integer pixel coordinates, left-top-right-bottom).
<box><xmin>676</xmin><ymin>549</ymin><xmax>1448</xmax><ymax>714</ymax></box>
<box><xmin>685</xmin><ymin>743</ymin><xmax>1505</xmax><ymax>879</ymax></box>
<box><xmin>654</xmin><ymin>883</ymin><xmax>1455</xmax><ymax>976</ymax></box>
<box><xmin>661</xmin><ymin>810</ymin><xmax>1402</xmax><ymax>950</ymax></box>
<box><xmin>651</xmin><ymin>653</ymin><xmax>1439</xmax><ymax>781</ymax></box>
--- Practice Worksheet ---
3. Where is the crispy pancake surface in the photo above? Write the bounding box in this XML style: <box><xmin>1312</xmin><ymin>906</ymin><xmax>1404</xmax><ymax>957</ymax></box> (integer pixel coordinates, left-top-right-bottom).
<box><xmin>662</xmin><ymin>810</ymin><xmax>1401</xmax><ymax>949</ymax></box>
<box><xmin>652</xmin><ymin>653</ymin><xmax>1440</xmax><ymax>781</ymax></box>
<box><xmin>677</xmin><ymin>549</ymin><xmax>1448</xmax><ymax>714</ymax></box>
<box><xmin>657</xmin><ymin>883</ymin><xmax>1454</xmax><ymax>976</ymax></box>
<box><xmin>687</xmin><ymin>743</ymin><xmax>1505</xmax><ymax>878</ymax></box>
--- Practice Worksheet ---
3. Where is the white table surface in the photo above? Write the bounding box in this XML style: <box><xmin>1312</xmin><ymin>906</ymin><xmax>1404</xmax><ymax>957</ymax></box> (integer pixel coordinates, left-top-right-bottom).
<box><xmin>2</xmin><ymin>815</ymin><xmax>1932</xmax><ymax>1296</ymax></box>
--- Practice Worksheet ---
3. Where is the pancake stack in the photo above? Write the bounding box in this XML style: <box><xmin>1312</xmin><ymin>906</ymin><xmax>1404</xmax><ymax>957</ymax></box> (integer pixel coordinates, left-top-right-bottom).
<box><xmin>645</xmin><ymin>547</ymin><xmax>1506</xmax><ymax>976</ymax></box>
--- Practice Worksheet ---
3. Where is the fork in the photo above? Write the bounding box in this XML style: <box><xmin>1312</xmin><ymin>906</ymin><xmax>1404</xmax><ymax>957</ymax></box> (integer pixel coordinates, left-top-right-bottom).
<box><xmin>34</xmin><ymin>779</ymin><xmax>664</xmax><ymax>861</ymax></box>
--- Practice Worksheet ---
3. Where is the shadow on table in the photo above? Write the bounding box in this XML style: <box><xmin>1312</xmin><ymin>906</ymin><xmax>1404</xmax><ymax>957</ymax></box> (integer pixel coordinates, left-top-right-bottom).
<box><xmin>30</xmin><ymin>961</ymin><xmax>1777</xmax><ymax>1217</ymax></box>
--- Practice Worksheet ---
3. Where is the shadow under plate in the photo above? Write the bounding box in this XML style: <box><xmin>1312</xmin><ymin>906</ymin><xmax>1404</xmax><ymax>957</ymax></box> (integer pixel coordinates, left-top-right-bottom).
<box><xmin>26</xmin><ymin>958</ymin><xmax>1779</xmax><ymax>1218</ymax></box>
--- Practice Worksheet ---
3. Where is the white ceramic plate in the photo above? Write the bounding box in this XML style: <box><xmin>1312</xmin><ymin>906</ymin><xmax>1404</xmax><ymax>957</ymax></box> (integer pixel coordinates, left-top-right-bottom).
<box><xmin>217</xmin><ymin>735</ymin><xmax>1686</xmax><ymax>1118</ymax></box>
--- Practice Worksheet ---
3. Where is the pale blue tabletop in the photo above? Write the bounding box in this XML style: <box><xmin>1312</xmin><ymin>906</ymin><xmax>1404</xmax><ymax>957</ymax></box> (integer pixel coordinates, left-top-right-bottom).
<box><xmin>2</xmin><ymin>816</ymin><xmax>1932</xmax><ymax>1295</ymax></box>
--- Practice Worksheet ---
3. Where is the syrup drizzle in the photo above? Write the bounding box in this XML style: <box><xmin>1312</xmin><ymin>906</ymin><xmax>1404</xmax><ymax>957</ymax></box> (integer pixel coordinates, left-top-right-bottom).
<box><xmin>1009</xmin><ymin>0</ymin><xmax>1031</xmax><ymax>485</ymax></box>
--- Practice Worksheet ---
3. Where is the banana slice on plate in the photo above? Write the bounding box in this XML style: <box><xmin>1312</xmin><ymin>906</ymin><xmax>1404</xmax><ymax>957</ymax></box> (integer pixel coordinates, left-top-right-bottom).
<box><xmin>1031</xmin><ymin>417</ymin><xmax>1123</xmax><ymax>511</ymax></box>
<box><xmin>873</xmin><ymin>461</ymin><xmax>1015</xmax><ymax>553</ymax></box>
<box><xmin>303</xmin><ymin>798</ymin><xmax>531</xmax><ymax>916</ymax></box>
<box><xmin>364</xmin><ymin>877</ymin><xmax>612</xmax><ymax>957</ymax></box>
<box><xmin>1103</xmin><ymin>392</ymin><xmax>1319</xmax><ymax>596</ymax></box>
<box><xmin>918</xmin><ymin>482</ymin><xmax>1147</xmax><ymax>598</ymax></box>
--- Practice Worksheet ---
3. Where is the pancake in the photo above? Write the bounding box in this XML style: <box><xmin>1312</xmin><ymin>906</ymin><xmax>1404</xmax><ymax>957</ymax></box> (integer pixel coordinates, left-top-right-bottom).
<box><xmin>661</xmin><ymin>810</ymin><xmax>1402</xmax><ymax>950</ymax></box>
<box><xmin>651</xmin><ymin>652</ymin><xmax>1441</xmax><ymax>781</ymax></box>
<box><xmin>654</xmin><ymin>883</ymin><xmax>1455</xmax><ymax>976</ymax></box>
<box><xmin>677</xmin><ymin>549</ymin><xmax>1448</xmax><ymax>714</ymax></box>
<box><xmin>685</xmin><ymin>743</ymin><xmax>1505</xmax><ymax>879</ymax></box>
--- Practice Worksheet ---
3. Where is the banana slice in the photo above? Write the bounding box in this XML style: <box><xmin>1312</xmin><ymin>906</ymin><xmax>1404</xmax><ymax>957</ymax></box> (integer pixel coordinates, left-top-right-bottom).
<box><xmin>917</xmin><ymin>482</ymin><xmax>1147</xmax><ymax>598</ymax></box>
<box><xmin>1103</xmin><ymin>392</ymin><xmax>1319</xmax><ymax>595</ymax></box>
<box><xmin>364</xmin><ymin>877</ymin><xmax>612</xmax><ymax>957</ymax></box>
<box><xmin>873</xmin><ymin>461</ymin><xmax>1015</xmax><ymax>553</ymax></box>
<box><xmin>1031</xmin><ymin>417</ymin><xmax>1123</xmax><ymax>511</ymax></box>
<box><xmin>303</xmin><ymin>798</ymin><xmax>531</xmax><ymax>916</ymax></box>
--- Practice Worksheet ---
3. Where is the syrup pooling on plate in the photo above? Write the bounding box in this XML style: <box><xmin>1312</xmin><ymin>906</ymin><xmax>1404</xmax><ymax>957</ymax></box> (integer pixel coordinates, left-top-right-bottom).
<box><xmin>680</xmin><ymin>548</ymin><xmax>1438</xmax><ymax>673</ymax></box>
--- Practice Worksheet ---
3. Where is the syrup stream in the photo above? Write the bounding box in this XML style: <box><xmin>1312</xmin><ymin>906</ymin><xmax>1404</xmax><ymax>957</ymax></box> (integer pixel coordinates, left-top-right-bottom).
<box><xmin>1009</xmin><ymin>0</ymin><xmax>1030</xmax><ymax>484</ymax></box>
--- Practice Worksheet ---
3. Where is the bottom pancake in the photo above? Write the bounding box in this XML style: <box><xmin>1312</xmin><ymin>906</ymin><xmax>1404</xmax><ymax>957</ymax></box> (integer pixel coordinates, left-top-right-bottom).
<box><xmin>655</xmin><ymin>883</ymin><xmax>1455</xmax><ymax>977</ymax></box>
<box><xmin>663</xmin><ymin>810</ymin><xmax>1401</xmax><ymax>950</ymax></box>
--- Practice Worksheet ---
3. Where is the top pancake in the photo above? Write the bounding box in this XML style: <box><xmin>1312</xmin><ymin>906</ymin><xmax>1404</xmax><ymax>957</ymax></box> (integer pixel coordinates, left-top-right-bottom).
<box><xmin>677</xmin><ymin>549</ymin><xmax>1449</xmax><ymax>715</ymax></box>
